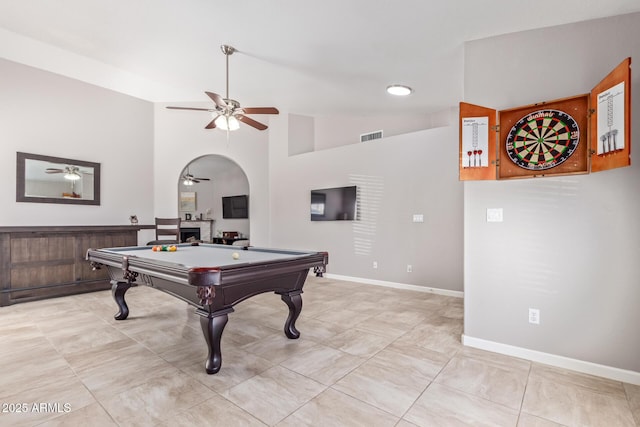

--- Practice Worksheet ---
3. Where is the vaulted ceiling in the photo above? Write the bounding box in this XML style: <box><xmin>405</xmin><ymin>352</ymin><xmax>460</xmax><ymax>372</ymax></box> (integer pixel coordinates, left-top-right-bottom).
<box><xmin>2</xmin><ymin>1</ymin><xmax>639</xmax><ymax>117</ymax></box>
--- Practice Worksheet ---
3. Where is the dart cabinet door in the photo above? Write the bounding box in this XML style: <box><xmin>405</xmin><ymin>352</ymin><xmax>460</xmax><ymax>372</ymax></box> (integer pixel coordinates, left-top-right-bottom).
<box><xmin>459</xmin><ymin>102</ymin><xmax>497</xmax><ymax>181</ymax></box>
<box><xmin>589</xmin><ymin>57</ymin><xmax>632</xmax><ymax>173</ymax></box>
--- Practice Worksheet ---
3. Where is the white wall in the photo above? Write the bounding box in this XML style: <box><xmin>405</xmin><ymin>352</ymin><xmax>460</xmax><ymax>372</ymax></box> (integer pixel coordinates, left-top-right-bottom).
<box><xmin>268</xmin><ymin>112</ymin><xmax>464</xmax><ymax>292</ymax></box>
<box><xmin>288</xmin><ymin>114</ymin><xmax>314</xmax><ymax>156</ymax></box>
<box><xmin>463</xmin><ymin>13</ymin><xmax>640</xmax><ymax>373</ymax></box>
<box><xmin>0</xmin><ymin>59</ymin><xmax>154</xmax><ymax>243</ymax></box>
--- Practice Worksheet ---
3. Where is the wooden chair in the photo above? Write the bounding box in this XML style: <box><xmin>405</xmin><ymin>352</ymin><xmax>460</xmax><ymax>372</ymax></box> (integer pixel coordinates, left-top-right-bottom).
<box><xmin>147</xmin><ymin>217</ymin><xmax>181</xmax><ymax>245</ymax></box>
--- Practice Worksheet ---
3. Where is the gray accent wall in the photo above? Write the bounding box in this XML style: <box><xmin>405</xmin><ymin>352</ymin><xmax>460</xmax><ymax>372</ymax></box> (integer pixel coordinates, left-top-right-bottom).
<box><xmin>269</xmin><ymin>113</ymin><xmax>464</xmax><ymax>292</ymax></box>
<box><xmin>463</xmin><ymin>13</ymin><xmax>640</xmax><ymax>372</ymax></box>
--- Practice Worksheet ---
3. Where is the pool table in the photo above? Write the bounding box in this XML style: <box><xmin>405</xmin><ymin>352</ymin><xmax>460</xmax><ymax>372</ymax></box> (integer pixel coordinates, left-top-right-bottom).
<box><xmin>86</xmin><ymin>243</ymin><xmax>328</xmax><ymax>374</ymax></box>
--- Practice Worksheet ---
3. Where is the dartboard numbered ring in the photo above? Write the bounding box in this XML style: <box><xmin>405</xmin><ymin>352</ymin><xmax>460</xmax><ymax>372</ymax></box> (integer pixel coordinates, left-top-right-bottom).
<box><xmin>505</xmin><ymin>109</ymin><xmax>580</xmax><ymax>171</ymax></box>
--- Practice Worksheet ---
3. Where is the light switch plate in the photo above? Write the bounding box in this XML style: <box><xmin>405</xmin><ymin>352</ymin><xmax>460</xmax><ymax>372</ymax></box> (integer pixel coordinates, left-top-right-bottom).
<box><xmin>486</xmin><ymin>208</ymin><xmax>503</xmax><ymax>222</ymax></box>
<box><xmin>412</xmin><ymin>214</ymin><xmax>424</xmax><ymax>223</ymax></box>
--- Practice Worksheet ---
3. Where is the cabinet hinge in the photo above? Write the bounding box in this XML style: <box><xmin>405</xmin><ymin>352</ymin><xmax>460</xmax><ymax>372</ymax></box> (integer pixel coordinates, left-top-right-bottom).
<box><xmin>587</xmin><ymin>108</ymin><xmax>596</xmax><ymax>117</ymax></box>
<box><xmin>490</xmin><ymin>125</ymin><xmax>500</xmax><ymax>132</ymax></box>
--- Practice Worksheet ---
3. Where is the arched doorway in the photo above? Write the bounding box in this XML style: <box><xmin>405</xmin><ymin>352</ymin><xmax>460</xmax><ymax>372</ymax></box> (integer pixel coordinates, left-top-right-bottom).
<box><xmin>177</xmin><ymin>155</ymin><xmax>250</xmax><ymax>243</ymax></box>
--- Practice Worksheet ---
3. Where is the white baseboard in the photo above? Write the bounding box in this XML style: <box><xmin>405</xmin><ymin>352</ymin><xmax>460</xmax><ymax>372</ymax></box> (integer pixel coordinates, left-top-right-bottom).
<box><xmin>463</xmin><ymin>334</ymin><xmax>640</xmax><ymax>386</ymax></box>
<box><xmin>322</xmin><ymin>273</ymin><xmax>464</xmax><ymax>298</ymax></box>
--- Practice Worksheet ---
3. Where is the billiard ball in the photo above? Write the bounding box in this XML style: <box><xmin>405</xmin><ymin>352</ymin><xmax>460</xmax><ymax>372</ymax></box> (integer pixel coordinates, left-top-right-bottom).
<box><xmin>232</xmin><ymin>252</ymin><xmax>240</xmax><ymax>260</ymax></box>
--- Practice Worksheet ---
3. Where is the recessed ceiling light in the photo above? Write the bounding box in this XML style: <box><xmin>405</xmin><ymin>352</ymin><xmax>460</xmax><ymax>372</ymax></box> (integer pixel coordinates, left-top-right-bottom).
<box><xmin>386</xmin><ymin>85</ymin><xmax>412</xmax><ymax>96</ymax></box>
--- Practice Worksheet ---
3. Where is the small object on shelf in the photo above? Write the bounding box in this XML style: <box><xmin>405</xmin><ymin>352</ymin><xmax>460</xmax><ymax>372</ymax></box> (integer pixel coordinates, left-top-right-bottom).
<box><xmin>232</xmin><ymin>252</ymin><xmax>240</xmax><ymax>260</ymax></box>
<box><xmin>129</xmin><ymin>215</ymin><xmax>138</xmax><ymax>225</ymax></box>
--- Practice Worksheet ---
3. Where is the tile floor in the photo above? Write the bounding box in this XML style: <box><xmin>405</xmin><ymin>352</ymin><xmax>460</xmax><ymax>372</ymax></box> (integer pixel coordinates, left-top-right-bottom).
<box><xmin>1</xmin><ymin>276</ymin><xmax>638</xmax><ymax>426</ymax></box>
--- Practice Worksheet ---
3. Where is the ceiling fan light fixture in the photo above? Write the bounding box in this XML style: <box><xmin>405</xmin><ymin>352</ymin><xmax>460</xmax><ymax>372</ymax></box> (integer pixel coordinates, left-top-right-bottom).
<box><xmin>386</xmin><ymin>84</ymin><xmax>412</xmax><ymax>96</ymax></box>
<box><xmin>183</xmin><ymin>178</ymin><xmax>194</xmax><ymax>186</ymax></box>
<box><xmin>64</xmin><ymin>172</ymin><xmax>81</xmax><ymax>180</ymax></box>
<box><xmin>215</xmin><ymin>115</ymin><xmax>240</xmax><ymax>131</ymax></box>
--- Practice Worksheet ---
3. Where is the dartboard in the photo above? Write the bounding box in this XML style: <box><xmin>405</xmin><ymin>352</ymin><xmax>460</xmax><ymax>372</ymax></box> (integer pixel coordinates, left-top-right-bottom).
<box><xmin>505</xmin><ymin>109</ymin><xmax>580</xmax><ymax>170</ymax></box>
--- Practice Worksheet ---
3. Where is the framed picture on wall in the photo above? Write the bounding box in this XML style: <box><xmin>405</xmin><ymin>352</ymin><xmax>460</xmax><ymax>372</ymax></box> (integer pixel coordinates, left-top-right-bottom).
<box><xmin>180</xmin><ymin>191</ymin><xmax>196</xmax><ymax>211</ymax></box>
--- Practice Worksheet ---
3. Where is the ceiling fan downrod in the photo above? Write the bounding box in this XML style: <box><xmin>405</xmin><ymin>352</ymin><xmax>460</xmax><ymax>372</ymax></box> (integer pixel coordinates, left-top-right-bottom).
<box><xmin>220</xmin><ymin>45</ymin><xmax>236</xmax><ymax>100</ymax></box>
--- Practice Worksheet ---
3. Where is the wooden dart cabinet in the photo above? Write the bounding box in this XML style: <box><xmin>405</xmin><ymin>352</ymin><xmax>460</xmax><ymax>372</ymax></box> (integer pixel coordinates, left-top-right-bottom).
<box><xmin>459</xmin><ymin>58</ymin><xmax>631</xmax><ymax>181</ymax></box>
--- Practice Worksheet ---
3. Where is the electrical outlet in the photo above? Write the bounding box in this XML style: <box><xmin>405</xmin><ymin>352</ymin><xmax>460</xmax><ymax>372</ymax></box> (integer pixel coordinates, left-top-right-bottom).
<box><xmin>373</xmin><ymin>261</ymin><xmax>378</xmax><ymax>269</ymax></box>
<box><xmin>407</xmin><ymin>264</ymin><xmax>412</xmax><ymax>273</ymax></box>
<box><xmin>529</xmin><ymin>308</ymin><xmax>540</xmax><ymax>325</ymax></box>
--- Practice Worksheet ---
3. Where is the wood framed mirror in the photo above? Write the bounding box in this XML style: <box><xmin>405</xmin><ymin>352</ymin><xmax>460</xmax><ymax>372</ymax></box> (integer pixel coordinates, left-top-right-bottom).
<box><xmin>16</xmin><ymin>152</ymin><xmax>101</xmax><ymax>205</ymax></box>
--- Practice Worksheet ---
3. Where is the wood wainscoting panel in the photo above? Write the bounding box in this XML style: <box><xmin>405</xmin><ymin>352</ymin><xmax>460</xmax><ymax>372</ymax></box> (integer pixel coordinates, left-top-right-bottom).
<box><xmin>10</xmin><ymin>263</ymin><xmax>76</xmax><ymax>288</ymax></box>
<box><xmin>10</xmin><ymin>235</ymin><xmax>75</xmax><ymax>263</ymax></box>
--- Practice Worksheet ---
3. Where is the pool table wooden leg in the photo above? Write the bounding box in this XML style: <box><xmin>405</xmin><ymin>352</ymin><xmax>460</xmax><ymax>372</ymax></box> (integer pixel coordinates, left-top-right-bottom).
<box><xmin>280</xmin><ymin>291</ymin><xmax>302</xmax><ymax>339</ymax></box>
<box><xmin>199</xmin><ymin>310</ymin><xmax>231</xmax><ymax>374</ymax></box>
<box><xmin>111</xmin><ymin>280</ymin><xmax>132</xmax><ymax>320</ymax></box>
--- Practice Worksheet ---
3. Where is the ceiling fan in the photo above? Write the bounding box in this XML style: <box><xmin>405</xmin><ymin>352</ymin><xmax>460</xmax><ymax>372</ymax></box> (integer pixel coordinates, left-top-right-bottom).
<box><xmin>182</xmin><ymin>167</ymin><xmax>210</xmax><ymax>185</ymax></box>
<box><xmin>167</xmin><ymin>45</ymin><xmax>279</xmax><ymax>131</ymax></box>
<box><xmin>46</xmin><ymin>165</ymin><xmax>83</xmax><ymax>180</ymax></box>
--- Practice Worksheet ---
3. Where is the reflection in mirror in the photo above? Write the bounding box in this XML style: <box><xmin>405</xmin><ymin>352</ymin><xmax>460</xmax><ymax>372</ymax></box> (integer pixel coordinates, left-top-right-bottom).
<box><xmin>16</xmin><ymin>152</ymin><xmax>101</xmax><ymax>205</ymax></box>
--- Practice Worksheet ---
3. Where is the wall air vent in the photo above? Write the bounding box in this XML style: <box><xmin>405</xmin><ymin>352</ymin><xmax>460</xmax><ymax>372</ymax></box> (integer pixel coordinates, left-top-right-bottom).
<box><xmin>360</xmin><ymin>130</ymin><xmax>383</xmax><ymax>143</ymax></box>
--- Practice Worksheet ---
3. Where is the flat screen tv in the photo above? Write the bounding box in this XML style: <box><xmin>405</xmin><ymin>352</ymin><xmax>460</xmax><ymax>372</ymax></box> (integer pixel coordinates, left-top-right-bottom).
<box><xmin>310</xmin><ymin>186</ymin><xmax>357</xmax><ymax>221</ymax></box>
<box><xmin>222</xmin><ymin>195</ymin><xmax>248</xmax><ymax>219</ymax></box>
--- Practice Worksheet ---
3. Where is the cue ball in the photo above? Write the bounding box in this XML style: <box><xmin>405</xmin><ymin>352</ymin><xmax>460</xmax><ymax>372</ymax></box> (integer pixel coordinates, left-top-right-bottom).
<box><xmin>232</xmin><ymin>252</ymin><xmax>240</xmax><ymax>260</ymax></box>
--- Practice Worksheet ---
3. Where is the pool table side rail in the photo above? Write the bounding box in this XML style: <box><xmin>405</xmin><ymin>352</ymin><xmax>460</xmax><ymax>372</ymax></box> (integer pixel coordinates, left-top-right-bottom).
<box><xmin>86</xmin><ymin>247</ymin><xmax>328</xmax><ymax>302</ymax></box>
<box><xmin>86</xmin><ymin>248</ymin><xmax>327</xmax><ymax>281</ymax></box>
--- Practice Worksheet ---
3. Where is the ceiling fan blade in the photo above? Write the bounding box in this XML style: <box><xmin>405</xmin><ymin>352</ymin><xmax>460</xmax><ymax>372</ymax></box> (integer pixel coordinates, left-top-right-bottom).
<box><xmin>241</xmin><ymin>107</ymin><xmax>279</xmax><ymax>115</ymax></box>
<box><xmin>194</xmin><ymin>177</ymin><xmax>210</xmax><ymax>181</ymax></box>
<box><xmin>45</xmin><ymin>168</ymin><xmax>64</xmax><ymax>173</ymax></box>
<box><xmin>237</xmin><ymin>115</ymin><xmax>268</xmax><ymax>131</ymax></box>
<box><xmin>166</xmin><ymin>106</ymin><xmax>214</xmax><ymax>112</ymax></box>
<box><xmin>205</xmin><ymin>117</ymin><xmax>218</xmax><ymax>129</ymax></box>
<box><xmin>205</xmin><ymin>92</ymin><xmax>227</xmax><ymax>108</ymax></box>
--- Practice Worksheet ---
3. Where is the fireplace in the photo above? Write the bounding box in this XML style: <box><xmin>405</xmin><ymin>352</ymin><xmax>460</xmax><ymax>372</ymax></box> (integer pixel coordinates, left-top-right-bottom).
<box><xmin>178</xmin><ymin>220</ymin><xmax>215</xmax><ymax>243</ymax></box>
<box><xmin>180</xmin><ymin>227</ymin><xmax>201</xmax><ymax>242</ymax></box>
